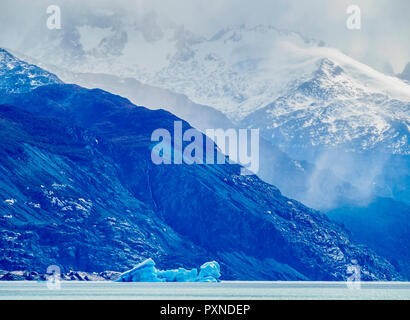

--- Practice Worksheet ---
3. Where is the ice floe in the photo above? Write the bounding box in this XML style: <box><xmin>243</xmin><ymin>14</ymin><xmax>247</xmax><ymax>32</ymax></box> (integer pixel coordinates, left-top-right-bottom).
<box><xmin>115</xmin><ymin>259</ymin><xmax>221</xmax><ymax>282</ymax></box>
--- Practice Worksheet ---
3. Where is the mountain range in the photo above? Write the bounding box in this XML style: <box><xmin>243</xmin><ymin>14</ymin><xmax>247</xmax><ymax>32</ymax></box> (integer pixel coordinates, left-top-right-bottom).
<box><xmin>0</xmin><ymin>48</ymin><xmax>402</xmax><ymax>281</ymax></box>
<box><xmin>11</xmin><ymin>21</ymin><xmax>410</xmax><ymax>209</ymax></box>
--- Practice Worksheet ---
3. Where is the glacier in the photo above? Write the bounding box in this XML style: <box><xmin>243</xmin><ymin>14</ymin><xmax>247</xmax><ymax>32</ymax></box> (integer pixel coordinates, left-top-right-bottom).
<box><xmin>115</xmin><ymin>259</ymin><xmax>221</xmax><ymax>282</ymax></box>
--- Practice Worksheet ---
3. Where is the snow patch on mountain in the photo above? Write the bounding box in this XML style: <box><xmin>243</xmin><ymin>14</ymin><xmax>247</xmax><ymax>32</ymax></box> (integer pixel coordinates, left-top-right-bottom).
<box><xmin>0</xmin><ymin>48</ymin><xmax>61</xmax><ymax>93</ymax></box>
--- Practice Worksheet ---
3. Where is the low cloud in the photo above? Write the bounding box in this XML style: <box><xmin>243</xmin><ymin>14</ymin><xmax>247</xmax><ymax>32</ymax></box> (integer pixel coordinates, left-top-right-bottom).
<box><xmin>0</xmin><ymin>0</ymin><xmax>409</xmax><ymax>73</ymax></box>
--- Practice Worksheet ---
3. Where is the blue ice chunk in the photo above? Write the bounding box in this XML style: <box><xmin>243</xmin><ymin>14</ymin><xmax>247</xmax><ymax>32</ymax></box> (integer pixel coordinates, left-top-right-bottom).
<box><xmin>156</xmin><ymin>269</ymin><xmax>179</xmax><ymax>282</ymax></box>
<box><xmin>174</xmin><ymin>268</ymin><xmax>198</xmax><ymax>282</ymax></box>
<box><xmin>115</xmin><ymin>259</ymin><xmax>220</xmax><ymax>282</ymax></box>
<box><xmin>157</xmin><ymin>267</ymin><xmax>198</xmax><ymax>282</ymax></box>
<box><xmin>198</xmin><ymin>261</ymin><xmax>221</xmax><ymax>282</ymax></box>
<box><xmin>116</xmin><ymin>258</ymin><xmax>164</xmax><ymax>282</ymax></box>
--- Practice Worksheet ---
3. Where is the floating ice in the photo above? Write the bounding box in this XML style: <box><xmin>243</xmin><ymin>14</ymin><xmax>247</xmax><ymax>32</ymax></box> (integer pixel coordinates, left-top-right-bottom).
<box><xmin>115</xmin><ymin>259</ymin><xmax>221</xmax><ymax>282</ymax></box>
<box><xmin>115</xmin><ymin>259</ymin><xmax>163</xmax><ymax>282</ymax></box>
<box><xmin>198</xmin><ymin>261</ymin><xmax>221</xmax><ymax>282</ymax></box>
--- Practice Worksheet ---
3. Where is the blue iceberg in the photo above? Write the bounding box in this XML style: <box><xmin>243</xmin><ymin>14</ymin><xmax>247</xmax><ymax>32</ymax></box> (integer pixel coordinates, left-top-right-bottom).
<box><xmin>198</xmin><ymin>261</ymin><xmax>221</xmax><ymax>282</ymax></box>
<box><xmin>115</xmin><ymin>259</ymin><xmax>221</xmax><ymax>282</ymax></box>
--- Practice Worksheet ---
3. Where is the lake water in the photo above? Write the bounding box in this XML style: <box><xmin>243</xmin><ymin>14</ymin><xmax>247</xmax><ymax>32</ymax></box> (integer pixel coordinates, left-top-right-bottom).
<box><xmin>1</xmin><ymin>281</ymin><xmax>409</xmax><ymax>300</ymax></box>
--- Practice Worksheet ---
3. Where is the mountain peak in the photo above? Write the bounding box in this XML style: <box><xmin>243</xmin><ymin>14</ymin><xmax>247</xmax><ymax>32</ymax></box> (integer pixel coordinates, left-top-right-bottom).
<box><xmin>0</xmin><ymin>48</ymin><xmax>62</xmax><ymax>94</ymax></box>
<box><xmin>317</xmin><ymin>58</ymin><xmax>344</xmax><ymax>77</ymax></box>
<box><xmin>0</xmin><ymin>48</ymin><xmax>17</xmax><ymax>66</ymax></box>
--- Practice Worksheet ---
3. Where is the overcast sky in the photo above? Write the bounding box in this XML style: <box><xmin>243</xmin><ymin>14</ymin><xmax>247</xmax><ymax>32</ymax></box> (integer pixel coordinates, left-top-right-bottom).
<box><xmin>1</xmin><ymin>0</ymin><xmax>409</xmax><ymax>73</ymax></box>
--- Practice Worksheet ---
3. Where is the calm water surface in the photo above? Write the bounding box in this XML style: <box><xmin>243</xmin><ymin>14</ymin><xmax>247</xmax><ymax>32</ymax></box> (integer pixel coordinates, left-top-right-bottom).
<box><xmin>0</xmin><ymin>281</ymin><xmax>409</xmax><ymax>300</ymax></box>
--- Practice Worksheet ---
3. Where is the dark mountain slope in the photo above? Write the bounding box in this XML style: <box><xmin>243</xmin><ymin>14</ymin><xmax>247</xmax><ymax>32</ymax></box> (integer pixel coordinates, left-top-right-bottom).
<box><xmin>0</xmin><ymin>104</ymin><xmax>211</xmax><ymax>274</ymax></box>
<box><xmin>0</xmin><ymin>83</ymin><xmax>401</xmax><ymax>280</ymax></box>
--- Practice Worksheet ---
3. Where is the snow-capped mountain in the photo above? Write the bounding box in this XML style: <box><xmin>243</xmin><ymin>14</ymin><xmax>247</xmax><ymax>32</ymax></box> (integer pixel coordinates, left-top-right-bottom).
<box><xmin>17</xmin><ymin>23</ymin><xmax>326</xmax><ymax>121</ymax></box>
<box><xmin>16</xmin><ymin>20</ymin><xmax>410</xmax><ymax>155</ymax></box>
<box><xmin>242</xmin><ymin>57</ymin><xmax>410</xmax><ymax>158</ymax></box>
<box><xmin>151</xmin><ymin>25</ymin><xmax>325</xmax><ymax>120</ymax></box>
